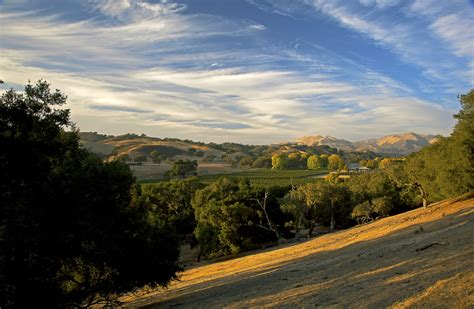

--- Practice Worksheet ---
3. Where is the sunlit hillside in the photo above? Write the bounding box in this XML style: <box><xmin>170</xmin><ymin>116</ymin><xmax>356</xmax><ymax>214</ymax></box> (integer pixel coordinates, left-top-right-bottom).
<box><xmin>125</xmin><ymin>195</ymin><xmax>474</xmax><ymax>308</ymax></box>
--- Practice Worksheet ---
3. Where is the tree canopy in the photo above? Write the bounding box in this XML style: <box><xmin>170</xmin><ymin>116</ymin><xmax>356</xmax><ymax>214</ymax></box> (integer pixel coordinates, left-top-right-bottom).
<box><xmin>0</xmin><ymin>81</ymin><xmax>180</xmax><ymax>307</ymax></box>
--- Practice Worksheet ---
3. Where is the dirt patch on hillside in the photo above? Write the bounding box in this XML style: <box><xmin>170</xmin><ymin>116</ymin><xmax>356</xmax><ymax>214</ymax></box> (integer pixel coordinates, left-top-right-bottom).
<box><xmin>124</xmin><ymin>197</ymin><xmax>474</xmax><ymax>308</ymax></box>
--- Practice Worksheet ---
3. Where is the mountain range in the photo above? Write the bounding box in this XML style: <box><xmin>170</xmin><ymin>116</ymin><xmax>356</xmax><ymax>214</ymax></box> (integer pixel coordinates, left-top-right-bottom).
<box><xmin>294</xmin><ymin>132</ymin><xmax>438</xmax><ymax>155</ymax></box>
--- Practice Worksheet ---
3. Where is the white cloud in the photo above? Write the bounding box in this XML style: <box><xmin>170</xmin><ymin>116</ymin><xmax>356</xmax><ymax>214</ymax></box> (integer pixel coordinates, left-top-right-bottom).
<box><xmin>249</xmin><ymin>24</ymin><xmax>267</xmax><ymax>30</ymax></box>
<box><xmin>359</xmin><ymin>0</ymin><xmax>400</xmax><ymax>9</ymax></box>
<box><xmin>88</xmin><ymin>0</ymin><xmax>186</xmax><ymax>20</ymax></box>
<box><xmin>0</xmin><ymin>0</ymin><xmax>458</xmax><ymax>143</ymax></box>
<box><xmin>294</xmin><ymin>0</ymin><xmax>474</xmax><ymax>100</ymax></box>
<box><xmin>409</xmin><ymin>1</ymin><xmax>474</xmax><ymax>82</ymax></box>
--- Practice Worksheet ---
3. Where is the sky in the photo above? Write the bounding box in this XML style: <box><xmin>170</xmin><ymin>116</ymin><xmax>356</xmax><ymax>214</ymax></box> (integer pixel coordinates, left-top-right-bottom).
<box><xmin>1</xmin><ymin>0</ymin><xmax>473</xmax><ymax>144</ymax></box>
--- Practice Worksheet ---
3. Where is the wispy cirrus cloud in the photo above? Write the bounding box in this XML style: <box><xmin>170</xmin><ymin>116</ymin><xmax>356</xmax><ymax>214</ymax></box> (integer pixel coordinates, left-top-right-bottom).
<box><xmin>358</xmin><ymin>0</ymin><xmax>400</xmax><ymax>9</ymax></box>
<box><xmin>302</xmin><ymin>1</ymin><xmax>472</xmax><ymax>84</ymax></box>
<box><xmin>0</xmin><ymin>0</ymin><xmax>463</xmax><ymax>143</ymax></box>
<box><xmin>87</xmin><ymin>0</ymin><xmax>186</xmax><ymax>20</ymax></box>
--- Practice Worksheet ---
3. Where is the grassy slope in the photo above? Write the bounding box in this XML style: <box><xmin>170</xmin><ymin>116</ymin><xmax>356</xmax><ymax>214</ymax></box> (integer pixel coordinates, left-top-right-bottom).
<box><xmin>125</xmin><ymin>196</ymin><xmax>474</xmax><ymax>308</ymax></box>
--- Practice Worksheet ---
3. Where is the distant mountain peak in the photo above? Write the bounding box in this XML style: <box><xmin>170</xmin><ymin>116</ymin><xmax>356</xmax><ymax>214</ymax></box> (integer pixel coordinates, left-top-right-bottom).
<box><xmin>294</xmin><ymin>132</ymin><xmax>438</xmax><ymax>155</ymax></box>
<box><xmin>295</xmin><ymin>135</ymin><xmax>355</xmax><ymax>151</ymax></box>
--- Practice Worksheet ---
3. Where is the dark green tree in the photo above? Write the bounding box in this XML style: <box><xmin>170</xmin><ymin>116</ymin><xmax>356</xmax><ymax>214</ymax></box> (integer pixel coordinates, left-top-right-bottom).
<box><xmin>139</xmin><ymin>178</ymin><xmax>205</xmax><ymax>236</ymax></box>
<box><xmin>0</xmin><ymin>81</ymin><xmax>180</xmax><ymax>307</ymax></box>
<box><xmin>280</xmin><ymin>185</ymin><xmax>310</xmax><ymax>236</ymax></box>
<box><xmin>165</xmin><ymin>159</ymin><xmax>198</xmax><ymax>179</ymax></box>
<box><xmin>252</xmin><ymin>156</ymin><xmax>272</xmax><ymax>168</ymax></box>
<box><xmin>385</xmin><ymin>90</ymin><xmax>473</xmax><ymax>206</ymax></box>
<box><xmin>192</xmin><ymin>178</ymin><xmax>277</xmax><ymax>258</ymax></box>
<box><xmin>346</xmin><ymin>172</ymin><xmax>403</xmax><ymax>223</ymax></box>
<box><xmin>301</xmin><ymin>182</ymin><xmax>352</xmax><ymax>231</ymax></box>
<box><xmin>239</xmin><ymin>156</ymin><xmax>254</xmax><ymax>168</ymax></box>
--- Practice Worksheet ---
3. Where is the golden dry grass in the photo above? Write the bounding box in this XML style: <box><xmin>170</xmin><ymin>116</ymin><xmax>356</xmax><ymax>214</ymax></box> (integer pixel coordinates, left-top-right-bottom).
<box><xmin>125</xmin><ymin>197</ymin><xmax>474</xmax><ymax>308</ymax></box>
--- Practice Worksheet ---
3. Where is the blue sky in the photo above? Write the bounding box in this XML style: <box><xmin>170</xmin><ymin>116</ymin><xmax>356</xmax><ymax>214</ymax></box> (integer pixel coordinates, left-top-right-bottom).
<box><xmin>1</xmin><ymin>0</ymin><xmax>473</xmax><ymax>144</ymax></box>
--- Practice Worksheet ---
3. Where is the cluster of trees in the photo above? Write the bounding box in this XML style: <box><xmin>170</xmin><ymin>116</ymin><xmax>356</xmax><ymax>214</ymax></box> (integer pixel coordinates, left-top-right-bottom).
<box><xmin>272</xmin><ymin>153</ymin><xmax>346</xmax><ymax>171</ymax></box>
<box><xmin>140</xmin><ymin>170</ymin><xmax>408</xmax><ymax>260</ymax></box>
<box><xmin>0</xmin><ymin>82</ymin><xmax>181</xmax><ymax>307</ymax></box>
<box><xmin>382</xmin><ymin>91</ymin><xmax>473</xmax><ymax>207</ymax></box>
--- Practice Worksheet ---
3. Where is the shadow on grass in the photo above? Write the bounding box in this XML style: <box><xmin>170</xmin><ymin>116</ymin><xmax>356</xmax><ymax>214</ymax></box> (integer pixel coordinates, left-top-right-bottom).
<box><xmin>127</xmin><ymin>202</ymin><xmax>474</xmax><ymax>308</ymax></box>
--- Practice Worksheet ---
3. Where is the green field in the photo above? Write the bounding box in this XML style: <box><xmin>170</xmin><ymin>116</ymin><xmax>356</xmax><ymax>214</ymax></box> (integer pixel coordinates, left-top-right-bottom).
<box><xmin>141</xmin><ymin>169</ymin><xmax>328</xmax><ymax>187</ymax></box>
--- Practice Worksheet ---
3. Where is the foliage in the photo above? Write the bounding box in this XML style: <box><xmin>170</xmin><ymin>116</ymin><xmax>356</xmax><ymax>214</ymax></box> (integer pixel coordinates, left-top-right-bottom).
<box><xmin>165</xmin><ymin>159</ymin><xmax>198</xmax><ymax>179</ymax></box>
<box><xmin>272</xmin><ymin>154</ymin><xmax>288</xmax><ymax>169</ymax></box>
<box><xmin>252</xmin><ymin>156</ymin><xmax>272</xmax><ymax>168</ymax></box>
<box><xmin>325</xmin><ymin>172</ymin><xmax>342</xmax><ymax>184</ymax></box>
<box><xmin>307</xmin><ymin>155</ymin><xmax>325</xmax><ymax>170</ymax></box>
<box><xmin>140</xmin><ymin>178</ymin><xmax>205</xmax><ymax>236</ymax></box>
<box><xmin>287</xmin><ymin>152</ymin><xmax>308</xmax><ymax>169</ymax></box>
<box><xmin>453</xmin><ymin>90</ymin><xmax>474</xmax><ymax>161</ymax></box>
<box><xmin>384</xmin><ymin>90</ymin><xmax>473</xmax><ymax>207</ymax></box>
<box><xmin>328</xmin><ymin>154</ymin><xmax>346</xmax><ymax>171</ymax></box>
<box><xmin>346</xmin><ymin>171</ymin><xmax>404</xmax><ymax>222</ymax></box>
<box><xmin>300</xmin><ymin>182</ymin><xmax>352</xmax><ymax>230</ymax></box>
<box><xmin>319</xmin><ymin>154</ymin><xmax>329</xmax><ymax>168</ymax></box>
<box><xmin>280</xmin><ymin>186</ymin><xmax>310</xmax><ymax>235</ymax></box>
<box><xmin>239</xmin><ymin>156</ymin><xmax>254</xmax><ymax>168</ymax></box>
<box><xmin>0</xmin><ymin>81</ymin><xmax>180</xmax><ymax>307</ymax></box>
<box><xmin>192</xmin><ymin>178</ymin><xmax>277</xmax><ymax>258</ymax></box>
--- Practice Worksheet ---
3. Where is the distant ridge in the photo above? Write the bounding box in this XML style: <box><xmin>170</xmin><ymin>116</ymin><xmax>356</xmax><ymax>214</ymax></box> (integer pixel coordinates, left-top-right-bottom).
<box><xmin>79</xmin><ymin>131</ymin><xmax>439</xmax><ymax>161</ymax></box>
<box><xmin>295</xmin><ymin>132</ymin><xmax>439</xmax><ymax>155</ymax></box>
<box><xmin>295</xmin><ymin>135</ymin><xmax>355</xmax><ymax>152</ymax></box>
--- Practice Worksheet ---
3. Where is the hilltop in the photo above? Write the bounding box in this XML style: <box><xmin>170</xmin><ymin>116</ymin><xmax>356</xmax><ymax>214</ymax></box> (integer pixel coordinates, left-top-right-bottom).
<box><xmin>125</xmin><ymin>196</ymin><xmax>474</xmax><ymax>308</ymax></box>
<box><xmin>296</xmin><ymin>132</ymin><xmax>438</xmax><ymax>155</ymax></box>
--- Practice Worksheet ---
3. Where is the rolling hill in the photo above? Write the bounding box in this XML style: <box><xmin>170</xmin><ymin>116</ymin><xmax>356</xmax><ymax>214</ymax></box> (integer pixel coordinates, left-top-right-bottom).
<box><xmin>295</xmin><ymin>132</ymin><xmax>438</xmax><ymax>155</ymax></box>
<box><xmin>124</xmin><ymin>195</ymin><xmax>474</xmax><ymax>308</ymax></box>
<box><xmin>355</xmin><ymin>132</ymin><xmax>438</xmax><ymax>154</ymax></box>
<box><xmin>295</xmin><ymin>135</ymin><xmax>356</xmax><ymax>152</ymax></box>
<box><xmin>80</xmin><ymin>131</ymin><xmax>437</xmax><ymax>162</ymax></box>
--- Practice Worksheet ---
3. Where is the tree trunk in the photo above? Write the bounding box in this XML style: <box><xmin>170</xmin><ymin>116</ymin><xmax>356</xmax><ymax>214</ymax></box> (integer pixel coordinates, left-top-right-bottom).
<box><xmin>196</xmin><ymin>247</ymin><xmax>201</xmax><ymax>263</ymax></box>
<box><xmin>418</xmin><ymin>185</ymin><xmax>428</xmax><ymax>208</ymax></box>
<box><xmin>330</xmin><ymin>210</ymin><xmax>336</xmax><ymax>230</ymax></box>
<box><xmin>295</xmin><ymin>216</ymin><xmax>302</xmax><ymax>238</ymax></box>
<box><xmin>307</xmin><ymin>221</ymin><xmax>315</xmax><ymax>238</ymax></box>
<box><xmin>330</xmin><ymin>200</ymin><xmax>336</xmax><ymax>230</ymax></box>
<box><xmin>258</xmin><ymin>191</ymin><xmax>279</xmax><ymax>240</ymax></box>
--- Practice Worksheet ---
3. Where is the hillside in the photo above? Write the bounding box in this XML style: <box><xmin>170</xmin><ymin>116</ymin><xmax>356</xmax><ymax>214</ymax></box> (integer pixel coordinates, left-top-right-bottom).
<box><xmin>355</xmin><ymin>132</ymin><xmax>438</xmax><ymax>155</ymax></box>
<box><xmin>296</xmin><ymin>132</ymin><xmax>438</xmax><ymax>155</ymax></box>
<box><xmin>295</xmin><ymin>135</ymin><xmax>355</xmax><ymax>152</ymax></box>
<box><xmin>124</xmin><ymin>196</ymin><xmax>474</xmax><ymax>308</ymax></box>
<box><xmin>80</xmin><ymin>131</ymin><xmax>436</xmax><ymax>161</ymax></box>
<box><xmin>78</xmin><ymin>132</ymin><xmax>346</xmax><ymax>180</ymax></box>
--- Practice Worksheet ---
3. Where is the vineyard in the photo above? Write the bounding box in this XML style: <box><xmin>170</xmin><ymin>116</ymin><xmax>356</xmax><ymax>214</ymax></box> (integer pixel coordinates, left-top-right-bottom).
<box><xmin>141</xmin><ymin>169</ymin><xmax>329</xmax><ymax>187</ymax></box>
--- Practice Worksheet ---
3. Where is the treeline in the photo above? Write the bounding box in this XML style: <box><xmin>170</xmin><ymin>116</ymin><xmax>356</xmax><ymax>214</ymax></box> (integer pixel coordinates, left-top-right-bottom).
<box><xmin>138</xmin><ymin>171</ymin><xmax>411</xmax><ymax>260</ymax></box>
<box><xmin>1</xmin><ymin>81</ymin><xmax>472</xmax><ymax>307</ymax></box>
<box><xmin>270</xmin><ymin>152</ymin><xmax>386</xmax><ymax>171</ymax></box>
